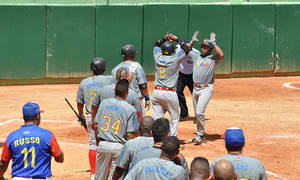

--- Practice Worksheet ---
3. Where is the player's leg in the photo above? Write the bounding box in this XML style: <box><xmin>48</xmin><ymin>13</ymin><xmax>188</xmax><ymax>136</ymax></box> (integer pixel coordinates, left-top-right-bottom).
<box><xmin>176</xmin><ymin>72</ymin><xmax>188</xmax><ymax>120</ymax></box>
<box><xmin>195</xmin><ymin>85</ymin><xmax>214</xmax><ymax>143</ymax></box>
<box><xmin>87</xmin><ymin>114</ymin><xmax>96</xmax><ymax>179</ymax></box>
<box><xmin>186</xmin><ymin>73</ymin><xmax>194</xmax><ymax>95</ymax></box>
<box><xmin>108</xmin><ymin>144</ymin><xmax>124</xmax><ymax>180</ymax></box>
<box><xmin>165</xmin><ymin>91</ymin><xmax>180</xmax><ymax>136</ymax></box>
<box><xmin>151</xmin><ymin>89</ymin><xmax>166</xmax><ymax>120</ymax></box>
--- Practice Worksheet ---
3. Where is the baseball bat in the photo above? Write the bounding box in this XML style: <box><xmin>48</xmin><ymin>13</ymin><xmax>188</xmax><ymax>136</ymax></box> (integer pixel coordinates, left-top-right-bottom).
<box><xmin>64</xmin><ymin>97</ymin><xmax>88</xmax><ymax>130</ymax></box>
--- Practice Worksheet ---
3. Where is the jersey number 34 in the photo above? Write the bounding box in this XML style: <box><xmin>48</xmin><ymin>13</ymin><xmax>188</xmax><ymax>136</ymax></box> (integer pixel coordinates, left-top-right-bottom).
<box><xmin>100</xmin><ymin>116</ymin><xmax>120</xmax><ymax>135</ymax></box>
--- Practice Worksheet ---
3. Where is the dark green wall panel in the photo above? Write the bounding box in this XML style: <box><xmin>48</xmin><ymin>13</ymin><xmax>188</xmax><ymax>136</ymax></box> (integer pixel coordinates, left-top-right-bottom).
<box><xmin>0</xmin><ymin>6</ymin><xmax>46</xmax><ymax>79</ymax></box>
<box><xmin>232</xmin><ymin>5</ymin><xmax>275</xmax><ymax>73</ymax></box>
<box><xmin>96</xmin><ymin>5</ymin><xmax>143</xmax><ymax>74</ymax></box>
<box><xmin>143</xmin><ymin>4</ymin><xmax>189</xmax><ymax>74</ymax></box>
<box><xmin>275</xmin><ymin>5</ymin><xmax>300</xmax><ymax>72</ymax></box>
<box><xmin>189</xmin><ymin>5</ymin><xmax>232</xmax><ymax>74</ymax></box>
<box><xmin>46</xmin><ymin>6</ymin><xmax>95</xmax><ymax>78</ymax></box>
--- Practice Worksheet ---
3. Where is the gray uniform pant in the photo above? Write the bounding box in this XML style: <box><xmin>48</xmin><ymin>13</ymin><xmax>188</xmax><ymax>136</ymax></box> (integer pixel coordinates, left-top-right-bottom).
<box><xmin>151</xmin><ymin>89</ymin><xmax>180</xmax><ymax>136</ymax></box>
<box><xmin>192</xmin><ymin>85</ymin><xmax>214</xmax><ymax>136</ymax></box>
<box><xmin>95</xmin><ymin>141</ymin><xmax>123</xmax><ymax>180</ymax></box>
<box><xmin>87</xmin><ymin>114</ymin><xmax>96</xmax><ymax>151</ymax></box>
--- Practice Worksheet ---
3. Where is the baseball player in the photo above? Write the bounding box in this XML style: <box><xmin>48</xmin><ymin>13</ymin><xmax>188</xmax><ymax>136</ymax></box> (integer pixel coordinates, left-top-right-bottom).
<box><xmin>211</xmin><ymin>127</ymin><xmax>267</xmax><ymax>180</ymax></box>
<box><xmin>94</xmin><ymin>79</ymin><xmax>139</xmax><ymax>180</ymax></box>
<box><xmin>112</xmin><ymin>116</ymin><xmax>154</xmax><ymax>180</ymax></box>
<box><xmin>151</xmin><ymin>33</ymin><xmax>192</xmax><ymax>136</ymax></box>
<box><xmin>112</xmin><ymin>44</ymin><xmax>150</xmax><ymax>115</ymax></box>
<box><xmin>124</xmin><ymin>136</ymin><xmax>188</xmax><ymax>180</ymax></box>
<box><xmin>0</xmin><ymin>102</ymin><xmax>64</xmax><ymax>180</ymax></box>
<box><xmin>176</xmin><ymin>43</ymin><xmax>200</xmax><ymax>121</ymax></box>
<box><xmin>187</xmin><ymin>32</ymin><xmax>224</xmax><ymax>144</ymax></box>
<box><xmin>76</xmin><ymin>57</ymin><xmax>114</xmax><ymax>179</ymax></box>
<box><xmin>92</xmin><ymin>67</ymin><xmax>143</xmax><ymax>122</ymax></box>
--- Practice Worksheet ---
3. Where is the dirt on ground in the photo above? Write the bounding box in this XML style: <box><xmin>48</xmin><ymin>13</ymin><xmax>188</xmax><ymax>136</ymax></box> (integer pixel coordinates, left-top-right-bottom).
<box><xmin>0</xmin><ymin>76</ymin><xmax>300</xmax><ymax>180</ymax></box>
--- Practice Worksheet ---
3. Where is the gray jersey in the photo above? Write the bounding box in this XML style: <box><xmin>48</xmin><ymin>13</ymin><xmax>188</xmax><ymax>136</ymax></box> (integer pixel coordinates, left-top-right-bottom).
<box><xmin>211</xmin><ymin>154</ymin><xmax>267</xmax><ymax>180</ymax></box>
<box><xmin>124</xmin><ymin>158</ymin><xmax>188</xmax><ymax>180</ymax></box>
<box><xmin>129</xmin><ymin>146</ymin><xmax>162</xmax><ymax>171</ymax></box>
<box><xmin>112</xmin><ymin>61</ymin><xmax>147</xmax><ymax>98</ymax></box>
<box><xmin>116</xmin><ymin>136</ymin><xmax>154</xmax><ymax>170</ymax></box>
<box><xmin>176</xmin><ymin>45</ymin><xmax>200</xmax><ymax>75</ymax></box>
<box><xmin>95</xmin><ymin>98</ymin><xmax>139</xmax><ymax>144</ymax></box>
<box><xmin>76</xmin><ymin>75</ymin><xmax>114</xmax><ymax>114</ymax></box>
<box><xmin>92</xmin><ymin>84</ymin><xmax>142</xmax><ymax>113</ymax></box>
<box><xmin>153</xmin><ymin>46</ymin><xmax>186</xmax><ymax>88</ymax></box>
<box><xmin>189</xmin><ymin>51</ymin><xmax>218</xmax><ymax>85</ymax></box>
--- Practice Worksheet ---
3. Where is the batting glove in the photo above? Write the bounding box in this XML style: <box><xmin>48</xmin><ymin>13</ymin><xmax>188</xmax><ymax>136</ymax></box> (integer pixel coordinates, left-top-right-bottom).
<box><xmin>145</xmin><ymin>100</ymin><xmax>151</xmax><ymax>111</ymax></box>
<box><xmin>192</xmin><ymin>30</ymin><xmax>199</xmax><ymax>42</ymax></box>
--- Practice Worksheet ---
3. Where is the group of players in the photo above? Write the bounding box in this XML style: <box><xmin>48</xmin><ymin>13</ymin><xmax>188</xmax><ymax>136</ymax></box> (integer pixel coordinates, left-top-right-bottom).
<box><xmin>0</xmin><ymin>32</ymin><xmax>267</xmax><ymax>180</ymax></box>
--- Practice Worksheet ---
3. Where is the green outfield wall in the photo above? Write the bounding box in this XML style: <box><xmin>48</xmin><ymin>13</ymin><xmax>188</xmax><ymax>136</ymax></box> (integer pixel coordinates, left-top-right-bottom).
<box><xmin>0</xmin><ymin>3</ymin><xmax>300</xmax><ymax>83</ymax></box>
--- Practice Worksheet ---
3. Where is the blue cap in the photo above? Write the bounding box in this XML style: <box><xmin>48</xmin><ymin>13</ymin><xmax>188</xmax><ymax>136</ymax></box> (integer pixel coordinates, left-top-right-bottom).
<box><xmin>23</xmin><ymin>102</ymin><xmax>44</xmax><ymax>117</ymax></box>
<box><xmin>225</xmin><ymin>127</ymin><xmax>245</xmax><ymax>148</ymax></box>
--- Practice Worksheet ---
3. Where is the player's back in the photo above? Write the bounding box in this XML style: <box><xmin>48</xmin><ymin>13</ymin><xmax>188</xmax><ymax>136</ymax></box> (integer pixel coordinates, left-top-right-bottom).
<box><xmin>129</xmin><ymin>146</ymin><xmax>161</xmax><ymax>171</ymax></box>
<box><xmin>211</xmin><ymin>154</ymin><xmax>267</xmax><ymax>180</ymax></box>
<box><xmin>154</xmin><ymin>47</ymin><xmax>186</xmax><ymax>88</ymax></box>
<box><xmin>95</xmin><ymin>98</ymin><xmax>138</xmax><ymax>144</ymax></box>
<box><xmin>6</xmin><ymin>125</ymin><xmax>55</xmax><ymax>177</ymax></box>
<box><xmin>77</xmin><ymin>75</ymin><xmax>114</xmax><ymax>114</ymax></box>
<box><xmin>112</xmin><ymin>61</ymin><xmax>146</xmax><ymax>98</ymax></box>
<box><xmin>99</xmin><ymin>84</ymin><xmax>142</xmax><ymax>113</ymax></box>
<box><xmin>125</xmin><ymin>158</ymin><xmax>188</xmax><ymax>180</ymax></box>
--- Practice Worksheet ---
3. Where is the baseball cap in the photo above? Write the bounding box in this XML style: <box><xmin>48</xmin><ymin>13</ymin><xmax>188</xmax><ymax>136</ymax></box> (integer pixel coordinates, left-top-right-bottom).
<box><xmin>225</xmin><ymin>127</ymin><xmax>245</xmax><ymax>148</ymax></box>
<box><xmin>23</xmin><ymin>102</ymin><xmax>45</xmax><ymax>117</ymax></box>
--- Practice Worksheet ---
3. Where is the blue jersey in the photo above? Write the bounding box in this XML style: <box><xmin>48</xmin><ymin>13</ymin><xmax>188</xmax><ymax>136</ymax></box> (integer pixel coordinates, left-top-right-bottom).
<box><xmin>2</xmin><ymin>124</ymin><xmax>62</xmax><ymax>178</ymax></box>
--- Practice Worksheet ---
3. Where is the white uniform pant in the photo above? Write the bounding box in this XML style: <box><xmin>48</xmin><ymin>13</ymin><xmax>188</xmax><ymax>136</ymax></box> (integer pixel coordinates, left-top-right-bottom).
<box><xmin>95</xmin><ymin>141</ymin><xmax>123</xmax><ymax>180</ymax></box>
<box><xmin>192</xmin><ymin>85</ymin><xmax>214</xmax><ymax>136</ymax></box>
<box><xmin>87</xmin><ymin>114</ymin><xmax>97</xmax><ymax>151</ymax></box>
<box><xmin>151</xmin><ymin>89</ymin><xmax>180</xmax><ymax>136</ymax></box>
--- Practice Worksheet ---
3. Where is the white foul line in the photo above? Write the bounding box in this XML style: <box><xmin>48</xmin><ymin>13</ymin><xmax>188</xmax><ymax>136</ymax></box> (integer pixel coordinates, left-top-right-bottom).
<box><xmin>266</xmin><ymin>171</ymin><xmax>288</xmax><ymax>180</ymax></box>
<box><xmin>283</xmin><ymin>81</ymin><xmax>300</xmax><ymax>90</ymax></box>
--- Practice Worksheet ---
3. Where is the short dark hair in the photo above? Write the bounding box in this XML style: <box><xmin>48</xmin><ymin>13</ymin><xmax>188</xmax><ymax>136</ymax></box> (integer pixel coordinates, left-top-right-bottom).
<box><xmin>161</xmin><ymin>136</ymin><xmax>180</xmax><ymax>154</ymax></box>
<box><xmin>151</xmin><ymin>118</ymin><xmax>170</xmax><ymax>142</ymax></box>
<box><xmin>115</xmin><ymin>79</ymin><xmax>129</xmax><ymax>98</ymax></box>
<box><xmin>23</xmin><ymin>114</ymin><xmax>38</xmax><ymax>122</ymax></box>
<box><xmin>225</xmin><ymin>144</ymin><xmax>243</xmax><ymax>152</ymax></box>
<box><xmin>191</xmin><ymin>157</ymin><xmax>210</xmax><ymax>177</ymax></box>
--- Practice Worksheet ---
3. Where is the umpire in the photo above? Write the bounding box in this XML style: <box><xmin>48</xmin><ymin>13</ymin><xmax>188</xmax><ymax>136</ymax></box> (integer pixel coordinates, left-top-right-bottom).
<box><xmin>176</xmin><ymin>43</ymin><xmax>200</xmax><ymax>121</ymax></box>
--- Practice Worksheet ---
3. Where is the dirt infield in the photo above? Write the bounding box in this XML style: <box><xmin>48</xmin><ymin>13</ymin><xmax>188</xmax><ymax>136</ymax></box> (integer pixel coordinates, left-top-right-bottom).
<box><xmin>0</xmin><ymin>76</ymin><xmax>299</xmax><ymax>180</ymax></box>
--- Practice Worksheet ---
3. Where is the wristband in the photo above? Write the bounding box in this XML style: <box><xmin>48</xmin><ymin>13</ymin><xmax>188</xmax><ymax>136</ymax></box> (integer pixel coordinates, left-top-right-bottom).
<box><xmin>212</xmin><ymin>42</ymin><xmax>216</xmax><ymax>46</ymax></box>
<box><xmin>178</xmin><ymin>162</ymin><xmax>185</xmax><ymax>166</ymax></box>
<box><xmin>144</xmin><ymin>95</ymin><xmax>150</xmax><ymax>101</ymax></box>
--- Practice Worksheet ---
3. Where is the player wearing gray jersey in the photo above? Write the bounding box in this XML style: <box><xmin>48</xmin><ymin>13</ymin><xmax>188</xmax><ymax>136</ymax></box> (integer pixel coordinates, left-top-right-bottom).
<box><xmin>211</xmin><ymin>127</ymin><xmax>267</xmax><ymax>180</ymax></box>
<box><xmin>151</xmin><ymin>33</ymin><xmax>192</xmax><ymax>136</ymax></box>
<box><xmin>76</xmin><ymin>57</ymin><xmax>114</xmax><ymax>180</ymax></box>
<box><xmin>94</xmin><ymin>79</ymin><xmax>139</xmax><ymax>180</ymax></box>
<box><xmin>112</xmin><ymin>116</ymin><xmax>154</xmax><ymax>180</ymax></box>
<box><xmin>124</xmin><ymin>136</ymin><xmax>188</xmax><ymax>180</ymax></box>
<box><xmin>187</xmin><ymin>32</ymin><xmax>224</xmax><ymax>144</ymax></box>
<box><xmin>92</xmin><ymin>67</ymin><xmax>143</xmax><ymax>122</ymax></box>
<box><xmin>112</xmin><ymin>44</ymin><xmax>150</xmax><ymax>115</ymax></box>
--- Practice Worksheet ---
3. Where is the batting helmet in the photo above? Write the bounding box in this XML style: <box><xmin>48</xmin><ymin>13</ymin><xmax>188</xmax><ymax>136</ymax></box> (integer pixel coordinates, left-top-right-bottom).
<box><xmin>121</xmin><ymin>44</ymin><xmax>136</xmax><ymax>59</ymax></box>
<box><xmin>161</xmin><ymin>41</ymin><xmax>176</xmax><ymax>55</ymax></box>
<box><xmin>90</xmin><ymin>57</ymin><xmax>107</xmax><ymax>75</ymax></box>
<box><xmin>200</xmin><ymin>39</ymin><xmax>214</xmax><ymax>51</ymax></box>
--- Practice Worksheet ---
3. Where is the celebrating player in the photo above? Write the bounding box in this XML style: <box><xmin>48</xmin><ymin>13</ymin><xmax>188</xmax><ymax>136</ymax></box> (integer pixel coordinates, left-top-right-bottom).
<box><xmin>93</xmin><ymin>79</ymin><xmax>139</xmax><ymax>180</ymax></box>
<box><xmin>187</xmin><ymin>32</ymin><xmax>224</xmax><ymax>144</ymax></box>
<box><xmin>0</xmin><ymin>102</ymin><xmax>64</xmax><ymax>180</ymax></box>
<box><xmin>112</xmin><ymin>44</ymin><xmax>150</xmax><ymax>115</ymax></box>
<box><xmin>76</xmin><ymin>57</ymin><xmax>114</xmax><ymax>180</ymax></box>
<box><xmin>124</xmin><ymin>136</ymin><xmax>188</xmax><ymax>180</ymax></box>
<box><xmin>151</xmin><ymin>33</ymin><xmax>192</xmax><ymax>136</ymax></box>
